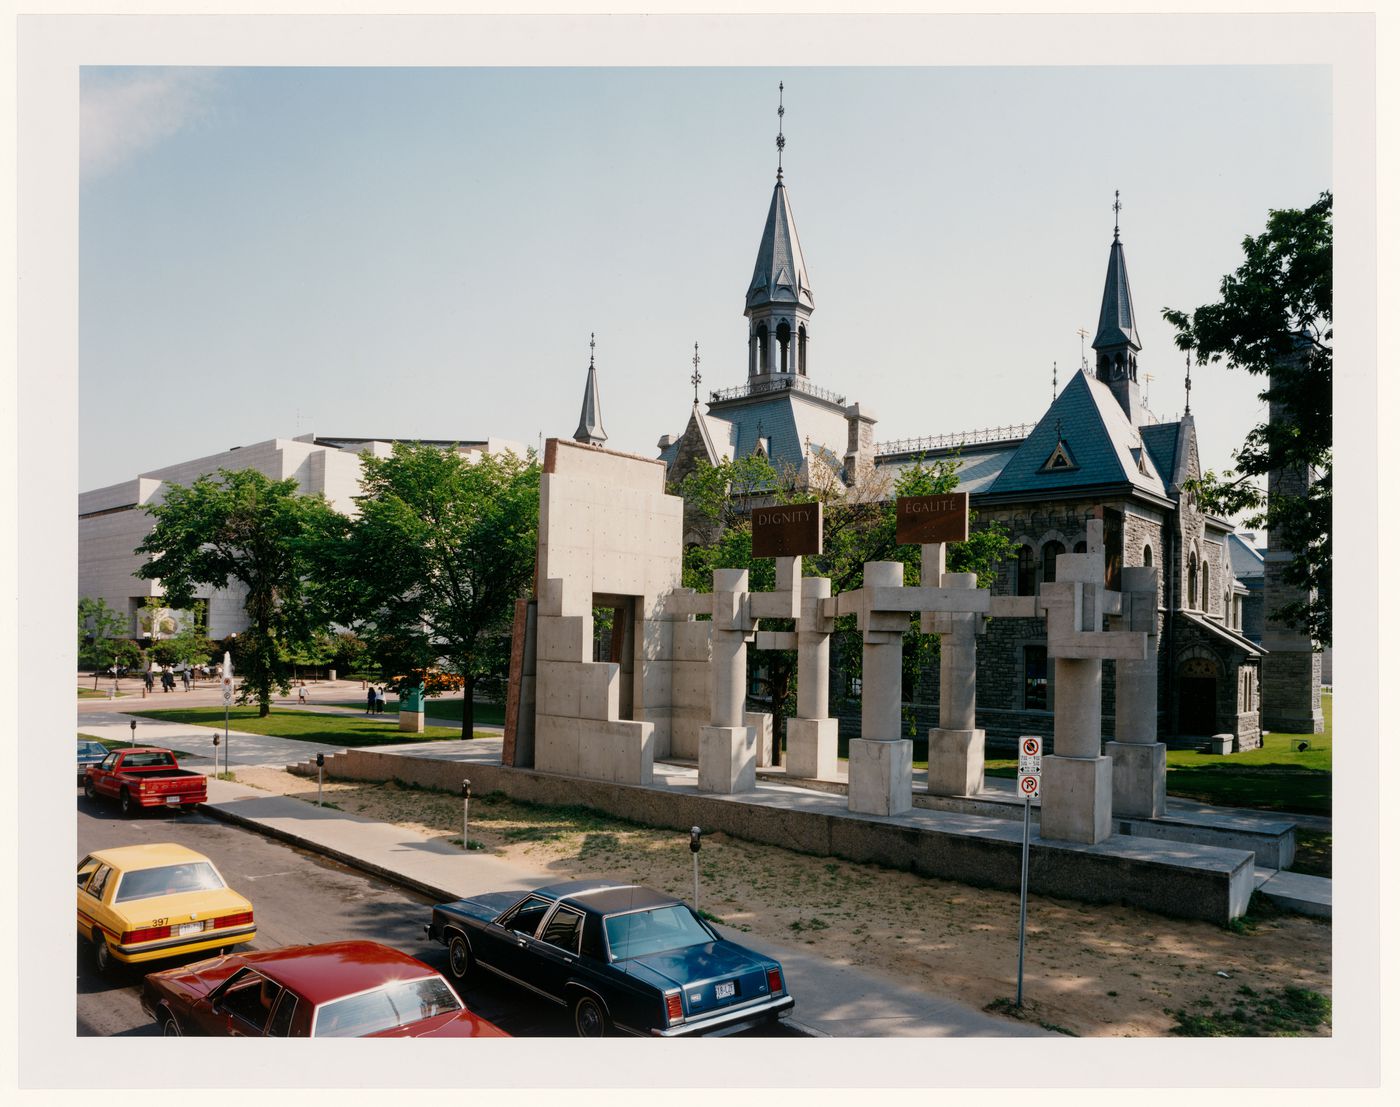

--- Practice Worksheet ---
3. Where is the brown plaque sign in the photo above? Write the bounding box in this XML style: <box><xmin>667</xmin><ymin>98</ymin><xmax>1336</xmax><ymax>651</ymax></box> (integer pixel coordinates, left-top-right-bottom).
<box><xmin>896</xmin><ymin>492</ymin><xmax>969</xmax><ymax>545</ymax></box>
<box><xmin>752</xmin><ymin>502</ymin><xmax>823</xmax><ymax>558</ymax></box>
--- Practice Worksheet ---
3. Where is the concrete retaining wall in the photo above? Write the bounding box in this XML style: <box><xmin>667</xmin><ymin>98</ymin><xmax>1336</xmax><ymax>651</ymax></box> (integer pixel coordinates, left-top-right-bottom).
<box><xmin>302</xmin><ymin>748</ymin><xmax>1254</xmax><ymax>924</ymax></box>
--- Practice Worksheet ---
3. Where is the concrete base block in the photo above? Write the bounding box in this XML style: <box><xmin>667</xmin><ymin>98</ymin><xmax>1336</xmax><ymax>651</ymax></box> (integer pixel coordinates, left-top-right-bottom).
<box><xmin>786</xmin><ymin>717</ymin><xmax>838</xmax><ymax>780</ymax></box>
<box><xmin>847</xmin><ymin>738</ymin><xmax>912</xmax><ymax>816</ymax></box>
<box><xmin>926</xmin><ymin>727</ymin><xmax>985</xmax><ymax>796</ymax></box>
<box><xmin>398</xmin><ymin>711</ymin><xmax>425</xmax><ymax>734</ymax></box>
<box><xmin>744</xmin><ymin>711</ymin><xmax>774</xmax><ymax>768</ymax></box>
<box><xmin>1107</xmin><ymin>740</ymin><xmax>1167</xmax><ymax>819</ymax></box>
<box><xmin>698</xmin><ymin>725</ymin><xmax>756</xmax><ymax>794</ymax></box>
<box><xmin>1040</xmin><ymin>754</ymin><xmax>1113</xmax><ymax>844</ymax></box>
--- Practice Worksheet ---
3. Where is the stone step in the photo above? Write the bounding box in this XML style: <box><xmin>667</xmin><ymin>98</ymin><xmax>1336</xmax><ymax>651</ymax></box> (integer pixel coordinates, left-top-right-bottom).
<box><xmin>1253</xmin><ymin>868</ymin><xmax>1332</xmax><ymax>919</ymax></box>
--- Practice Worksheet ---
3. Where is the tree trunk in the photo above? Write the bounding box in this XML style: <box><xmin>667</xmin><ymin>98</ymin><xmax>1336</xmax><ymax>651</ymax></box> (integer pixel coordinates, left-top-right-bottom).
<box><xmin>461</xmin><ymin>673</ymin><xmax>475</xmax><ymax>739</ymax></box>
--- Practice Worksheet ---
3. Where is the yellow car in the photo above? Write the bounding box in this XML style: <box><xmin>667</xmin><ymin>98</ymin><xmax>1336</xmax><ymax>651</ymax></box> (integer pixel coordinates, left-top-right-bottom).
<box><xmin>77</xmin><ymin>844</ymin><xmax>256</xmax><ymax>973</ymax></box>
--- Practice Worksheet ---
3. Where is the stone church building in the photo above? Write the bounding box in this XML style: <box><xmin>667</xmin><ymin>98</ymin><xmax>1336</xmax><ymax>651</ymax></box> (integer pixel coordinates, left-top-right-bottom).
<box><xmin>647</xmin><ymin>128</ymin><xmax>1321</xmax><ymax>750</ymax></box>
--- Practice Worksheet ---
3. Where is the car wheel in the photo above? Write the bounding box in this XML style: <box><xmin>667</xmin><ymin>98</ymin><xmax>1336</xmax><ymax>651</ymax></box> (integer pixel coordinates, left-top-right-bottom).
<box><xmin>446</xmin><ymin>933</ymin><xmax>473</xmax><ymax>984</ymax></box>
<box><xmin>92</xmin><ymin>933</ymin><xmax>113</xmax><ymax>975</ymax></box>
<box><xmin>119</xmin><ymin>788</ymin><xmax>135</xmax><ymax>817</ymax></box>
<box><xmin>573</xmin><ymin>993</ymin><xmax>609</xmax><ymax>1038</ymax></box>
<box><xmin>83</xmin><ymin>778</ymin><xmax>97</xmax><ymax>801</ymax></box>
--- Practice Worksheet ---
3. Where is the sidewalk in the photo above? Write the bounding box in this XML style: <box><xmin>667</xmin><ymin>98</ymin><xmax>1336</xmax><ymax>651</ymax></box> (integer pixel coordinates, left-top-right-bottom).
<box><xmin>199</xmin><ymin>776</ymin><xmax>1049</xmax><ymax>1038</ymax></box>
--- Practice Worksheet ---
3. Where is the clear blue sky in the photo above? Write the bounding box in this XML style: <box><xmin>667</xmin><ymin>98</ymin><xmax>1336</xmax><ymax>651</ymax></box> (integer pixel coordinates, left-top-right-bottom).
<box><xmin>79</xmin><ymin>65</ymin><xmax>1331</xmax><ymax>493</ymax></box>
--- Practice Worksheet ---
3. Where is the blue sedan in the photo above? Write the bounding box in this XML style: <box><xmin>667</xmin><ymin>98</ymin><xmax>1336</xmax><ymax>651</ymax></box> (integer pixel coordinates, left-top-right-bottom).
<box><xmin>77</xmin><ymin>739</ymin><xmax>108</xmax><ymax>785</ymax></box>
<box><xmin>426</xmin><ymin>879</ymin><xmax>794</xmax><ymax>1037</ymax></box>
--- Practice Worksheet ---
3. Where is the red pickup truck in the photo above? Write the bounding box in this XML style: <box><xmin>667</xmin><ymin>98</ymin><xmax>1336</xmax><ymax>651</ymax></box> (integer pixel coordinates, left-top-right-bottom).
<box><xmin>83</xmin><ymin>747</ymin><xmax>208</xmax><ymax>816</ymax></box>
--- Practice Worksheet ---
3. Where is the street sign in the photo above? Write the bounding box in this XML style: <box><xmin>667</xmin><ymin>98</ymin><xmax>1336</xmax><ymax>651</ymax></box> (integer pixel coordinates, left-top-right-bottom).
<box><xmin>221</xmin><ymin>676</ymin><xmax>233</xmax><ymax>705</ymax></box>
<box><xmin>1017</xmin><ymin>735</ymin><xmax>1042</xmax><ymax>798</ymax></box>
<box><xmin>751</xmin><ymin>502</ymin><xmax>823</xmax><ymax>558</ymax></box>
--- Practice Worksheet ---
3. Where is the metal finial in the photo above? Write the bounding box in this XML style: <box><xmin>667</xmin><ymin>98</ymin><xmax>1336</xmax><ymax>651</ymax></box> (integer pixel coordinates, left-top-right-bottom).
<box><xmin>1076</xmin><ymin>326</ymin><xmax>1090</xmax><ymax>372</ymax></box>
<box><xmin>1113</xmin><ymin>190</ymin><xmax>1122</xmax><ymax>240</ymax></box>
<box><xmin>776</xmin><ymin>81</ymin><xmax>786</xmax><ymax>181</ymax></box>
<box><xmin>1184</xmin><ymin>348</ymin><xmax>1192</xmax><ymax>415</ymax></box>
<box><xmin>1055</xmin><ymin>417</ymin><xmax>1063</xmax><ymax>441</ymax></box>
<box><xmin>589</xmin><ymin>332</ymin><xmax>596</xmax><ymax>367</ymax></box>
<box><xmin>1052</xmin><ymin>361</ymin><xmax>1058</xmax><ymax>402</ymax></box>
<box><xmin>690</xmin><ymin>342</ymin><xmax>702</xmax><ymax>404</ymax></box>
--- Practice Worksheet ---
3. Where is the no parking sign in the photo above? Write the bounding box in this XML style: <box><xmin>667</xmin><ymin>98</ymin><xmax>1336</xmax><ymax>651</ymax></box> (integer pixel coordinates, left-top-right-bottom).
<box><xmin>1017</xmin><ymin>735</ymin><xmax>1042</xmax><ymax>799</ymax></box>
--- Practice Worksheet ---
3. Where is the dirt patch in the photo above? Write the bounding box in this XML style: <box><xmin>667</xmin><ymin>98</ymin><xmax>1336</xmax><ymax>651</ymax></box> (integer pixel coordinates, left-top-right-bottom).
<box><xmin>232</xmin><ymin>766</ymin><xmax>1332</xmax><ymax>1037</ymax></box>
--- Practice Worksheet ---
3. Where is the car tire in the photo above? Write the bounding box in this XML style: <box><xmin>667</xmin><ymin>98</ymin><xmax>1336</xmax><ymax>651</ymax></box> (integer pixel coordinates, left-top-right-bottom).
<box><xmin>446</xmin><ymin>932</ymin><xmax>473</xmax><ymax>985</ymax></box>
<box><xmin>83</xmin><ymin>778</ymin><xmax>97</xmax><ymax>802</ymax></box>
<box><xmin>573</xmin><ymin>993</ymin><xmax>609</xmax><ymax>1038</ymax></box>
<box><xmin>92</xmin><ymin>933</ymin><xmax>113</xmax><ymax>975</ymax></box>
<box><xmin>159</xmin><ymin>1008</ymin><xmax>182</xmax><ymax>1037</ymax></box>
<box><xmin>119</xmin><ymin>788</ymin><xmax>135</xmax><ymax>817</ymax></box>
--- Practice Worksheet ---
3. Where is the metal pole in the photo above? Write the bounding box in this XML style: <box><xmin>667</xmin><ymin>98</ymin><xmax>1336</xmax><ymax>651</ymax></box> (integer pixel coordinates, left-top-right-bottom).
<box><xmin>462</xmin><ymin>779</ymin><xmax>471</xmax><ymax>851</ymax></box>
<box><xmin>1016</xmin><ymin>793</ymin><xmax>1031</xmax><ymax>1008</ymax></box>
<box><xmin>317</xmin><ymin>765</ymin><xmax>323</xmax><ymax>807</ymax></box>
<box><xmin>693</xmin><ymin>851</ymin><xmax>700</xmax><ymax>913</ymax></box>
<box><xmin>223</xmin><ymin>703</ymin><xmax>229</xmax><ymax>776</ymax></box>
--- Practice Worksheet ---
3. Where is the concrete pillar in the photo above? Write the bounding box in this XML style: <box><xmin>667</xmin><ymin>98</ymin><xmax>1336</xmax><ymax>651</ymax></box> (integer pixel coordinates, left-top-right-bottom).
<box><xmin>788</xmin><ymin>576</ymin><xmax>838</xmax><ymax>780</ymax></box>
<box><xmin>1041</xmin><ymin>657</ymin><xmax>1112</xmax><ymax>843</ymax></box>
<box><xmin>849</xmin><ymin>561</ymin><xmax>913</xmax><ymax>815</ymax></box>
<box><xmin>699</xmin><ymin>568</ymin><xmax>756</xmax><ymax>794</ymax></box>
<box><xmin>1107</xmin><ymin>566</ymin><xmax>1166</xmax><ymax>818</ymax></box>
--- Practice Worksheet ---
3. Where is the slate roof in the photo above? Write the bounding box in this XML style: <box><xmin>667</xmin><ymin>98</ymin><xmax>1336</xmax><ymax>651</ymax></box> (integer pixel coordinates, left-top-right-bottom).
<box><xmin>705</xmin><ymin>390</ymin><xmax>850</xmax><ymax>475</ymax></box>
<box><xmin>1179</xmin><ymin>610</ymin><xmax>1265</xmax><ymax>658</ymax></box>
<box><xmin>1139</xmin><ymin>422</ymin><xmax>1181</xmax><ymax>489</ymax></box>
<box><xmin>747</xmin><ymin>179</ymin><xmax>814</xmax><ymax>311</ymax></box>
<box><xmin>1227</xmin><ymin>532</ymin><xmax>1265</xmax><ymax>580</ymax></box>
<box><xmin>877</xmin><ymin>445</ymin><xmax>1019</xmax><ymax>495</ymax></box>
<box><xmin>574</xmin><ymin>361</ymin><xmax>607</xmax><ymax>446</ymax></box>
<box><xmin>1092</xmin><ymin>237</ymin><xmax>1141</xmax><ymax>351</ymax></box>
<box><xmin>985</xmin><ymin>369</ymin><xmax>1167</xmax><ymax>500</ymax></box>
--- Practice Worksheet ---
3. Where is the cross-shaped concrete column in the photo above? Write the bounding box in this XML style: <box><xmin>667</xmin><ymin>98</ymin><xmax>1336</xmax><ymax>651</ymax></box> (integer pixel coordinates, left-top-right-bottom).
<box><xmin>918</xmin><ymin>541</ymin><xmax>988</xmax><ymax>796</ymax></box>
<box><xmin>1037</xmin><ymin>519</ymin><xmax>1148</xmax><ymax>844</ymax></box>
<box><xmin>1105</xmin><ymin>565</ymin><xmax>1166</xmax><ymax>817</ymax></box>
<box><xmin>837</xmin><ymin>558</ymin><xmax>992</xmax><ymax>815</ymax></box>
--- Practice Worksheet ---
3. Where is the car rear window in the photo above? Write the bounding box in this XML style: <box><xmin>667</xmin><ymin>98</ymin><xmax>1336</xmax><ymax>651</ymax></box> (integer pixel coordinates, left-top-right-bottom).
<box><xmin>113</xmin><ymin>861</ymin><xmax>224</xmax><ymax>902</ymax></box>
<box><xmin>604</xmin><ymin>905</ymin><xmax>714</xmax><ymax>961</ymax></box>
<box><xmin>119</xmin><ymin>752</ymin><xmax>178</xmax><ymax>769</ymax></box>
<box><xmin>313</xmin><ymin>976</ymin><xmax>462</xmax><ymax>1038</ymax></box>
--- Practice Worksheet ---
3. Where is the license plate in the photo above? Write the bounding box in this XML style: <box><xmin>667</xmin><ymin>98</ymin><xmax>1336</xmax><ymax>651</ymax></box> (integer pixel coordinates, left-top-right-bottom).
<box><xmin>176</xmin><ymin>922</ymin><xmax>205</xmax><ymax>937</ymax></box>
<box><xmin>165</xmin><ymin>795</ymin><xmax>181</xmax><ymax>806</ymax></box>
<box><xmin>715</xmin><ymin>981</ymin><xmax>735</xmax><ymax>999</ymax></box>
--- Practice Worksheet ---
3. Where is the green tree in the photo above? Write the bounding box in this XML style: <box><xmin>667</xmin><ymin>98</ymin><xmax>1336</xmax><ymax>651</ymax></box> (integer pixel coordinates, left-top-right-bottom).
<box><xmin>135</xmin><ymin>468</ymin><xmax>346</xmax><ymax>715</ymax></box>
<box><xmin>331</xmin><ymin>443</ymin><xmax>541</xmax><ymax>738</ymax></box>
<box><xmin>78</xmin><ymin>596</ymin><xmax>127</xmax><ymax>676</ymax></box>
<box><xmin>1163</xmin><ymin>191</ymin><xmax>1332</xmax><ymax>645</ymax></box>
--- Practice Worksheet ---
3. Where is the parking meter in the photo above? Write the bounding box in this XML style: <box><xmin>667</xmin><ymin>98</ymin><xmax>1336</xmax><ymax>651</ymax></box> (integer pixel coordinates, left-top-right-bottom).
<box><xmin>689</xmin><ymin>827</ymin><xmax>702</xmax><ymax>912</ymax></box>
<box><xmin>129</xmin><ymin>719</ymin><xmax>137</xmax><ymax>747</ymax></box>
<box><xmin>316</xmin><ymin>753</ymin><xmax>325</xmax><ymax>807</ymax></box>
<box><xmin>461</xmin><ymin>779</ymin><xmax>472</xmax><ymax>852</ymax></box>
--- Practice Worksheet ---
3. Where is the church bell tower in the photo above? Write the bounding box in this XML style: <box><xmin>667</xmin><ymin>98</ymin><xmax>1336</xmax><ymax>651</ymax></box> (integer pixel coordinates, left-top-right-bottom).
<box><xmin>1091</xmin><ymin>191</ymin><xmax>1144</xmax><ymax>425</ymax></box>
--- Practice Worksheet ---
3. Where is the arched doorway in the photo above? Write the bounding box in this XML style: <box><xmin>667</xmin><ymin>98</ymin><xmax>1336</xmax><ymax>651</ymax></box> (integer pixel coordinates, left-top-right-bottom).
<box><xmin>1178</xmin><ymin>655</ymin><xmax>1218</xmax><ymax>735</ymax></box>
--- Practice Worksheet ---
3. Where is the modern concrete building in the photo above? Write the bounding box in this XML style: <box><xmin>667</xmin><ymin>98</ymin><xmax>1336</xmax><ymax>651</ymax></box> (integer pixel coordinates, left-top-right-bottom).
<box><xmin>79</xmin><ymin>433</ymin><xmax>524</xmax><ymax>640</ymax></box>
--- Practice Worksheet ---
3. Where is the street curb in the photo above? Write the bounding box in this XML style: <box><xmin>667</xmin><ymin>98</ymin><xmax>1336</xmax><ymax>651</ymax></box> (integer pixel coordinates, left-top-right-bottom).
<box><xmin>196</xmin><ymin>796</ymin><xmax>822</xmax><ymax>1037</ymax></box>
<box><xmin>197</xmin><ymin>799</ymin><xmax>459</xmax><ymax>906</ymax></box>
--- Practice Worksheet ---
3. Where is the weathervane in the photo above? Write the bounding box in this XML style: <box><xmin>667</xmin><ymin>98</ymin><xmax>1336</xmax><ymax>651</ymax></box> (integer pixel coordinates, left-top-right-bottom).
<box><xmin>1052</xmin><ymin>361</ymin><xmax>1058</xmax><ymax>403</ymax></box>
<box><xmin>589</xmin><ymin>332</ymin><xmax>596</xmax><ymax>367</ymax></box>
<box><xmin>690</xmin><ymin>342</ymin><xmax>702</xmax><ymax>403</ymax></box>
<box><xmin>1113</xmin><ymin>190</ymin><xmax>1122</xmax><ymax>240</ymax></box>
<box><xmin>1076</xmin><ymin>326</ymin><xmax>1090</xmax><ymax>372</ymax></box>
<box><xmin>776</xmin><ymin>81</ymin><xmax>786</xmax><ymax>180</ymax></box>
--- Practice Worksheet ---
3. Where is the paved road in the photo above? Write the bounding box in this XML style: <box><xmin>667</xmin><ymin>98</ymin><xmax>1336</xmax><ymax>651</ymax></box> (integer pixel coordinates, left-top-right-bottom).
<box><xmin>76</xmin><ymin>795</ymin><xmax>801</xmax><ymax>1038</ymax></box>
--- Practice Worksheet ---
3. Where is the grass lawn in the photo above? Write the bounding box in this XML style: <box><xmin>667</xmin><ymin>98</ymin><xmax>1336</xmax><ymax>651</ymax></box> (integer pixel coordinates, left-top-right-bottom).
<box><xmin>983</xmin><ymin>693</ymin><xmax>1333</xmax><ymax>816</ymax></box>
<box><xmin>78</xmin><ymin>687</ymin><xmax>131</xmax><ymax>699</ymax></box>
<box><xmin>327</xmin><ymin>697</ymin><xmax>506</xmax><ymax>727</ymax></box>
<box><xmin>122</xmin><ymin>706</ymin><xmax>488</xmax><ymax>746</ymax></box>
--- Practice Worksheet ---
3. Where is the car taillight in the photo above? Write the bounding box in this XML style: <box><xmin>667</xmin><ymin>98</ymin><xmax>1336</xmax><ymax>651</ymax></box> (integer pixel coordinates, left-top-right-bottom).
<box><xmin>213</xmin><ymin>911</ymin><xmax>253</xmax><ymax>929</ymax></box>
<box><xmin>665</xmin><ymin>992</ymin><xmax>684</xmax><ymax>1024</ymax></box>
<box><xmin>766</xmin><ymin>967</ymin><xmax>782</xmax><ymax>994</ymax></box>
<box><xmin>123</xmin><ymin>924</ymin><xmax>171</xmax><ymax>944</ymax></box>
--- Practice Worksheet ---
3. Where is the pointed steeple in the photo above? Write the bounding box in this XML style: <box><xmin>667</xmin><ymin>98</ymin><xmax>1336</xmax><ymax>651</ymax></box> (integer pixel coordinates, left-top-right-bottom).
<box><xmin>744</xmin><ymin>82</ymin><xmax>814</xmax><ymax>382</ymax></box>
<box><xmin>1091</xmin><ymin>191</ymin><xmax>1144</xmax><ymax>424</ymax></box>
<box><xmin>573</xmin><ymin>333</ymin><xmax>607</xmax><ymax>447</ymax></box>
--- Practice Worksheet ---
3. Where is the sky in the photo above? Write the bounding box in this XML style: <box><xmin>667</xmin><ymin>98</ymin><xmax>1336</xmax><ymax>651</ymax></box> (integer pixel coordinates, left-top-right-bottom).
<box><xmin>77</xmin><ymin>64</ymin><xmax>1331</xmax><ymax>496</ymax></box>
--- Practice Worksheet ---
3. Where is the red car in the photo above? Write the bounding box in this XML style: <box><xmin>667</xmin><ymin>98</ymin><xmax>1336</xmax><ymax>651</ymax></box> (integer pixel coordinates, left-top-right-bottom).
<box><xmin>141</xmin><ymin>940</ymin><xmax>508</xmax><ymax>1038</ymax></box>
<box><xmin>83</xmin><ymin>747</ymin><xmax>207</xmax><ymax>815</ymax></box>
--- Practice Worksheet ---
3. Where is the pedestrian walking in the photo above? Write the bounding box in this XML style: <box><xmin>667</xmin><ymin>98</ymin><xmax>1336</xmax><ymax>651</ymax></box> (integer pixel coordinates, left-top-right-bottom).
<box><xmin>375</xmin><ymin>688</ymin><xmax>386</xmax><ymax>714</ymax></box>
<box><xmin>297</xmin><ymin>684</ymin><xmax>307</xmax><ymax>705</ymax></box>
<box><xmin>182</xmin><ymin>668</ymin><xmax>191</xmax><ymax>691</ymax></box>
<box><xmin>367</xmin><ymin>686</ymin><xmax>376</xmax><ymax>714</ymax></box>
<box><xmin>144</xmin><ymin>670</ymin><xmax>154</xmax><ymax>693</ymax></box>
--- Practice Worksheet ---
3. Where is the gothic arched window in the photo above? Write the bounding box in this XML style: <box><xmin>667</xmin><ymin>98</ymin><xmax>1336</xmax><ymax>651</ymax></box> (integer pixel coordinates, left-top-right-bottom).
<box><xmin>776</xmin><ymin>320</ymin><xmax>792</xmax><ymax>373</ymax></box>
<box><xmin>1202</xmin><ymin>560</ymin><xmax>1211</xmax><ymax>614</ymax></box>
<box><xmin>1143</xmin><ymin>544</ymin><xmax>1153</xmax><ymax>567</ymax></box>
<box><xmin>1041</xmin><ymin>541</ymin><xmax>1064</xmax><ymax>586</ymax></box>
<box><xmin>1188</xmin><ymin>550</ymin><xmax>1199</xmax><ymax>609</ymax></box>
<box><xmin>798</xmin><ymin>324</ymin><xmax>808</xmax><ymax>376</ymax></box>
<box><xmin>1015</xmin><ymin>545</ymin><xmax>1036</xmax><ymax>597</ymax></box>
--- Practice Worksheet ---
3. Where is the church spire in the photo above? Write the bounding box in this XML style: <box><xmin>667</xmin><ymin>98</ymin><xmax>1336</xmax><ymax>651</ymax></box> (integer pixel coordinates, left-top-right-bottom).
<box><xmin>1091</xmin><ymin>191</ymin><xmax>1144</xmax><ymax>424</ymax></box>
<box><xmin>573</xmin><ymin>333</ymin><xmax>608</xmax><ymax>447</ymax></box>
<box><xmin>745</xmin><ymin>82</ymin><xmax>814</xmax><ymax>381</ymax></box>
